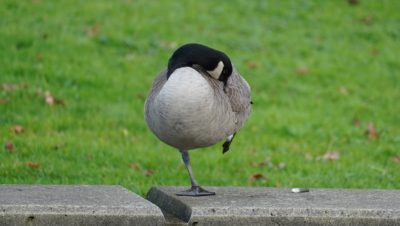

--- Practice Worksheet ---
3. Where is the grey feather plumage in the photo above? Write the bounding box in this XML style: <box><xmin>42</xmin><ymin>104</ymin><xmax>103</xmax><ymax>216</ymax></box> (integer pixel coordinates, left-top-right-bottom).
<box><xmin>144</xmin><ymin>66</ymin><xmax>251</xmax><ymax>151</ymax></box>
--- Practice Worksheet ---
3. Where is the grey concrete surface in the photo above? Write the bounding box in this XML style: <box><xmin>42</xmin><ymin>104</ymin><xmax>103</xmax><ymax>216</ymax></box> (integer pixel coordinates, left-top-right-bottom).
<box><xmin>0</xmin><ymin>185</ymin><xmax>164</xmax><ymax>226</ymax></box>
<box><xmin>147</xmin><ymin>186</ymin><xmax>400</xmax><ymax>226</ymax></box>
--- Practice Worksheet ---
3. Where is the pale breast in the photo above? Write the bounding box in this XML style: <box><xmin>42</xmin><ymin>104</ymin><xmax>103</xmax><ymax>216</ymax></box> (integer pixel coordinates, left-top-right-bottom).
<box><xmin>147</xmin><ymin>67</ymin><xmax>233</xmax><ymax>150</ymax></box>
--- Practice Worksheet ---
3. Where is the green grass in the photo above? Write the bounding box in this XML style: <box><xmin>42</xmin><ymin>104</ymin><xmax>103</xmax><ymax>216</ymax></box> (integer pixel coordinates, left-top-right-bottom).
<box><xmin>1</xmin><ymin>0</ymin><xmax>399</xmax><ymax>196</ymax></box>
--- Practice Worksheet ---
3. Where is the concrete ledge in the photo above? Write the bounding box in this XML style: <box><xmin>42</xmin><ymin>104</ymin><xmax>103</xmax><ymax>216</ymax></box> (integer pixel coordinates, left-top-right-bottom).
<box><xmin>0</xmin><ymin>185</ymin><xmax>164</xmax><ymax>226</ymax></box>
<box><xmin>2</xmin><ymin>185</ymin><xmax>399</xmax><ymax>225</ymax></box>
<box><xmin>147</xmin><ymin>186</ymin><xmax>400</xmax><ymax>226</ymax></box>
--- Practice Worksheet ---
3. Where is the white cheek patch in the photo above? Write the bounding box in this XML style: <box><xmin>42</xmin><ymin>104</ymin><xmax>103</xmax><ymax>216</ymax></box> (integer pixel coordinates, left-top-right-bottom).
<box><xmin>207</xmin><ymin>61</ymin><xmax>224</xmax><ymax>80</ymax></box>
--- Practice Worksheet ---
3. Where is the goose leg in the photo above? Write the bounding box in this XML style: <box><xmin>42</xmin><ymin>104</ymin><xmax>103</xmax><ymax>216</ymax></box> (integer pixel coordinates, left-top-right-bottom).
<box><xmin>176</xmin><ymin>150</ymin><xmax>215</xmax><ymax>196</ymax></box>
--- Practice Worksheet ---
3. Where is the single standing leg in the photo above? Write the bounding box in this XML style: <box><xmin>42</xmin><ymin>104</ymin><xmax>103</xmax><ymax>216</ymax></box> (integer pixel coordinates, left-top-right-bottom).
<box><xmin>176</xmin><ymin>150</ymin><xmax>216</xmax><ymax>196</ymax></box>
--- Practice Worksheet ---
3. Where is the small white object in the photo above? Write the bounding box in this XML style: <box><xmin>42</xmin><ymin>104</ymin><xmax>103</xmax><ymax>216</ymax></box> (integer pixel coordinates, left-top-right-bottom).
<box><xmin>291</xmin><ymin>188</ymin><xmax>309</xmax><ymax>193</ymax></box>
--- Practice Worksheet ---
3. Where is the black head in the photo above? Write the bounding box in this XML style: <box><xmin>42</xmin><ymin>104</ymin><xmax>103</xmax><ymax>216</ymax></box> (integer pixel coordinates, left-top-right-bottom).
<box><xmin>167</xmin><ymin>43</ymin><xmax>233</xmax><ymax>83</ymax></box>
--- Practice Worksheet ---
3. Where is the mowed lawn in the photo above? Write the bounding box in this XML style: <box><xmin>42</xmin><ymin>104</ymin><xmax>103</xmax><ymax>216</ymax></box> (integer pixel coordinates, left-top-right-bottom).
<box><xmin>1</xmin><ymin>0</ymin><xmax>399</xmax><ymax>196</ymax></box>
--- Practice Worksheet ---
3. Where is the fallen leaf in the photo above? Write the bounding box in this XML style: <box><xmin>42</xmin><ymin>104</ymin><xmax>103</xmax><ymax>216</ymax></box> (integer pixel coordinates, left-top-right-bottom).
<box><xmin>392</xmin><ymin>156</ymin><xmax>400</xmax><ymax>163</ymax></box>
<box><xmin>10</xmin><ymin>125</ymin><xmax>25</xmax><ymax>134</ymax></box>
<box><xmin>53</xmin><ymin>143</ymin><xmax>66</xmax><ymax>150</ymax></box>
<box><xmin>347</xmin><ymin>0</ymin><xmax>360</xmax><ymax>5</ymax></box>
<box><xmin>365</xmin><ymin>123</ymin><xmax>378</xmax><ymax>140</ymax></box>
<box><xmin>1</xmin><ymin>83</ymin><xmax>18</xmax><ymax>92</ymax></box>
<box><xmin>361</xmin><ymin>16</ymin><xmax>374</xmax><ymax>25</ymax></box>
<box><xmin>254</xmin><ymin>158</ymin><xmax>273</xmax><ymax>168</ymax></box>
<box><xmin>85</xmin><ymin>25</ymin><xmax>101</xmax><ymax>37</ymax></box>
<box><xmin>44</xmin><ymin>91</ymin><xmax>56</xmax><ymax>104</ymax></box>
<box><xmin>277</xmin><ymin>162</ymin><xmax>286</xmax><ymax>170</ymax></box>
<box><xmin>26</xmin><ymin>161</ymin><xmax>41</xmax><ymax>170</ymax></box>
<box><xmin>246</xmin><ymin>61</ymin><xmax>258</xmax><ymax>70</ymax></box>
<box><xmin>136</xmin><ymin>93</ymin><xmax>145</xmax><ymax>101</ymax></box>
<box><xmin>248</xmin><ymin>148</ymin><xmax>257</xmax><ymax>155</ymax></box>
<box><xmin>295</xmin><ymin>66</ymin><xmax>309</xmax><ymax>76</ymax></box>
<box><xmin>44</xmin><ymin>91</ymin><xmax>65</xmax><ymax>106</ymax></box>
<box><xmin>371</xmin><ymin>48</ymin><xmax>380</xmax><ymax>56</ymax></box>
<box><xmin>249</xmin><ymin>173</ymin><xmax>265</xmax><ymax>182</ymax></box>
<box><xmin>352</xmin><ymin>118</ymin><xmax>361</xmax><ymax>127</ymax></box>
<box><xmin>318</xmin><ymin>151</ymin><xmax>340</xmax><ymax>161</ymax></box>
<box><xmin>129</xmin><ymin>163</ymin><xmax>140</xmax><ymax>171</ymax></box>
<box><xmin>0</xmin><ymin>98</ymin><xmax>8</xmax><ymax>104</ymax></box>
<box><xmin>5</xmin><ymin>141</ymin><xmax>14</xmax><ymax>152</ymax></box>
<box><xmin>144</xmin><ymin>169</ymin><xmax>155</xmax><ymax>176</ymax></box>
<box><xmin>35</xmin><ymin>53</ymin><xmax>44</xmax><ymax>61</ymax></box>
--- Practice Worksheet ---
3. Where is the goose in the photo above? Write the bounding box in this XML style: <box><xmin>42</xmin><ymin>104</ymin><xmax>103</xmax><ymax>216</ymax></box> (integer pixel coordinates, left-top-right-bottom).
<box><xmin>144</xmin><ymin>43</ymin><xmax>251</xmax><ymax>196</ymax></box>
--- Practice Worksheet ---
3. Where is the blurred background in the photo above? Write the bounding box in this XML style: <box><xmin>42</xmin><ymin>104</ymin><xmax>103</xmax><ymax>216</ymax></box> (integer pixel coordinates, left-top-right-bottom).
<box><xmin>1</xmin><ymin>0</ymin><xmax>399</xmax><ymax>195</ymax></box>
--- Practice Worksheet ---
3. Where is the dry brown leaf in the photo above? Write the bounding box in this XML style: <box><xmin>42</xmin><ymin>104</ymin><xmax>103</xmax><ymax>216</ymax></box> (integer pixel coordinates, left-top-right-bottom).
<box><xmin>352</xmin><ymin>118</ymin><xmax>361</xmax><ymax>127</ymax></box>
<box><xmin>136</xmin><ymin>93</ymin><xmax>145</xmax><ymax>101</ymax></box>
<box><xmin>1</xmin><ymin>83</ymin><xmax>18</xmax><ymax>92</ymax></box>
<box><xmin>371</xmin><ymin>48</ymin><xmax>380</xmax><ymax>56</ymax></box>
<box><xmin>144</xmin><ymin>169</ymin><xmax>155</xmax><ymax>176</ymax></box>
<box><xmin>129</xmin><ymin>163</ymin><xmax>140</xmax><ymax>171</ymax></box>
<box><xmin>35</xmin><ymin>53</ymin><xmax>44</xmax><ymax>61</ymax></box>
<box><xmin>295</xmin><ymin>66</ymin><xmax>309</xmax><ymax>76</ymax></box>
<box><xmin>5</xmin><ymin>141</ymin><xmax>14</xmax><ymax>152</ymax></box>
<box><xmin>11</xmin><ymin>125</ymin><xmax>25</xmax><ymax>134</ymax></box>
<box><xmin>256</xmin><ymin>158</ymin><xmax>273</xmax><ymax>168</ymax></box>
<box><xmin>361</xmin><ymin>16</ymin><xmax>374</xmax><ymax>25</ymax></box>
<box><xmin>0</xmin><ymin>98</ymin><xmax>8</xmax><ymax>104</ymax></box>
<box><xmin>319</xmin><ymin>151</ymin><xmax>340</xmax><ymax>161</ymax></box>
<box><xmin>246</xmin><ymin>61</ymin><xmax>258</xmax><ymax>70</ymax></box>
<box><xmin>44</xmin><ymin>91</ymin><xmax>65</xmax><ymax>106</ymax></box>
<box><xmin>85</xmin><ymin>25</ymin><xmax>101</xmax><ymax>37</ymax></box>
<box><xmin>246</xmin><ymin>148</ymin><xmax>257</xmax><ymax>155</ymax></box>
<box><xmin>347</xmin><ymin>0</ymin><xmax>360</xmax><ymax>5</ymax></box>
<box><xmin>392</xmin><ymin>156</ymin><xmax>400</xmax><ymax>163</ymax></box>
<box><xmin>249</xmin><ymin>173</ymin><xmax>265</xmax><ymax>182</ymax></box>
<box><xmin>365</xmin><ymin>123</ymin><xmax>378</xmax><ymax>140</ymax></box>
<box><xmin>27</xmin><ymin>161</ymin><xmax>41</xmax><ymax>170</ymax></box>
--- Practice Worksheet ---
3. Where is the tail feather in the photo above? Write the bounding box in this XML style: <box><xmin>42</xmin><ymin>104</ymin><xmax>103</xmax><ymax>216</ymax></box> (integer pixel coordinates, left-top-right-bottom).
<box><xmin>222</xmin><ymin>133</ymin><xmax>236</xmax><ymax>154</ymax></box>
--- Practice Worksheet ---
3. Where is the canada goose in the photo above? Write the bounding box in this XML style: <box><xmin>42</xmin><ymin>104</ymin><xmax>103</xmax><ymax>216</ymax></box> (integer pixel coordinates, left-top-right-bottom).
<box><xmin>144</xmin><ymin>43</ymin><xmax>251</xmax><ymax>196</ymax></box>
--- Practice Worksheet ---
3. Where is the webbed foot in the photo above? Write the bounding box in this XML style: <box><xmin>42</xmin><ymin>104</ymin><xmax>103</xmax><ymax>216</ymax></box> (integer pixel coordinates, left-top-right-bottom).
<box><xmin>176</xmin><ymin>186</ymin><xmax>215</xmax><ymax>196</ymax></box>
